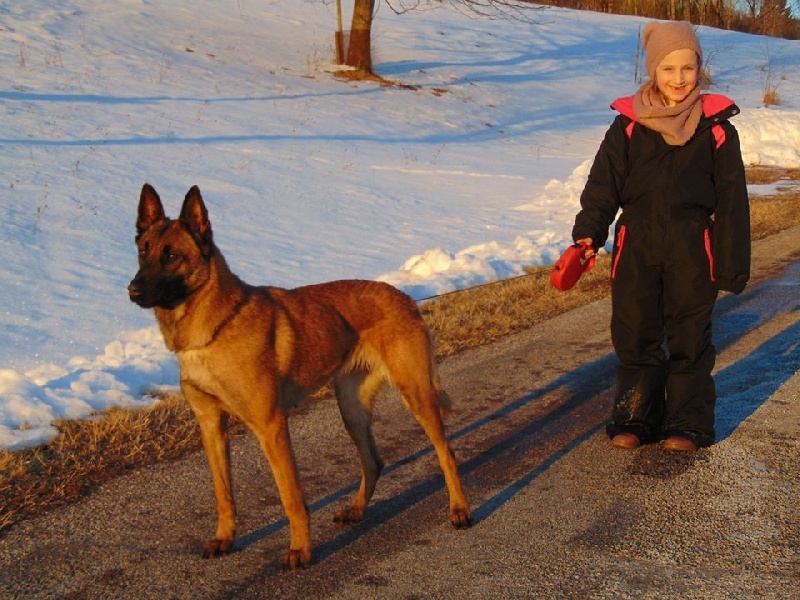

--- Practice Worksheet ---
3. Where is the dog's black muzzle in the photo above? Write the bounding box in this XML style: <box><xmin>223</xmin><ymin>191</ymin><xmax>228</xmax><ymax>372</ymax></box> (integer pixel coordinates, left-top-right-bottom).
<box><xmin>128</xmin><ymin>271</ymin><xmax>189</xmax><ymax>309</ymax></box>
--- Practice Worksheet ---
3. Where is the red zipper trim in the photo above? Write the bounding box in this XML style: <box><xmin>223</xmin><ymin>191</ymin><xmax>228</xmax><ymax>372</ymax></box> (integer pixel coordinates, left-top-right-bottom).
<box><xmin>704</xmin><ymin>228</ymin><xmax>716</xmax><ymax>282</ymax></box>
<box><xmin>611</xmin><ymin>225</ymin><xmax>626</xmax><ymax>279</ymax></box>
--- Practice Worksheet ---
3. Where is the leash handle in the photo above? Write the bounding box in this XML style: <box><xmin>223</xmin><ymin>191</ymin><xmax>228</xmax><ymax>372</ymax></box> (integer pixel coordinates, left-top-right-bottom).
<box><xmin>550</xmin><ymin>242</ymin><xmax>597</xmax><ymax>291</ymax></box>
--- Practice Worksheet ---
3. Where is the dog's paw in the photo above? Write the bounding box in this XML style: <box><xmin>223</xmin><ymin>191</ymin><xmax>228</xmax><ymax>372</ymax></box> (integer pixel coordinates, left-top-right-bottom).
<box><xmin>202</xmin><ymin>538</ymin><xmax>234</xmax><ymax>558</ymax></box>
<box><xmin>333</xmin><ymin>507</ymin><xmax>364</xmax><ymax>525</ymax></box>
<box><xmin>281</xmin><ymin>548</ymin><xmax>312</xmax><ymax>570</ymax></box>
<box><xmin>450</xmin><ymin>508</ymin><xmax>473</xmax><ymax>529</ymax></box>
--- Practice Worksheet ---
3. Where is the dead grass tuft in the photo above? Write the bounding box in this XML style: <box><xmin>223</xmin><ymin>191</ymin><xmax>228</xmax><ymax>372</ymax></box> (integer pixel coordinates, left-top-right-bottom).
<box><xmin>1</xmin><ymin>167</ymin><xmax>798</xmax><ymax>534</ymax></box>
<box><xmin>762</xmin><ymin>88</ymin><xmax>781</xmax><ymax>107</ymax></box>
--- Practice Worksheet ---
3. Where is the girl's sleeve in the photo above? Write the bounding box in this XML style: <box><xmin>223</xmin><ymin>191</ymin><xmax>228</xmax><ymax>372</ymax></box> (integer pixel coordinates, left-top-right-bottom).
<box><xmin>571</xmin><ymin>115</ymin><xmax>628</xmax><ymax>249</ymax></box>
<box><xmin>712</xmin><ymin>122</ymin><xmax>750</xmax><ymax>294</ymax></box>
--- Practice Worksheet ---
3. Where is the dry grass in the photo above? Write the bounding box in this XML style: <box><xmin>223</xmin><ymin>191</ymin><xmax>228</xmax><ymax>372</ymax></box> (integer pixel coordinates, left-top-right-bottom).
<box><xmin>1</xmin><ymin>167</ymin><xmax>798</xmax><ymax>534</ymax></box>
<box><xmin>746</xmin><ymin>167</ymin><xmax>800</xmax><ymax>238</ymax></box>
<box><xmin>0</xmin><ymin>393</ymin><xmax>208</xmax><ymax>531</ymax></box>
<box><xmin>745</xmin><ymin>166</ymin><xmax>800</xmax><ymax>185</ymax></box>
<box><xmin>762</xmin><ymin>88</ymin><xmax>781</xmax><ymax>108</ymax></box>
<box><xmin>423</xmin><ymin>259</ymin><xmax>611</xmax><ymax>358</ymax></box>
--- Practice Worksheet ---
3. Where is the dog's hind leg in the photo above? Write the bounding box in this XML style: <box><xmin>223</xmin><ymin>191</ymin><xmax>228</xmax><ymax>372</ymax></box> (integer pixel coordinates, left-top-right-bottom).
<box><xmin>333</xmin><ymin>369</ymin><xmax>385</xmax><ymax>524</ymax></box>
<box><xmin>386</xmin><ymin>340</ymin><xmax>473</xmax><ymax>529</ymax></box>
<box><xmin>403</xmin><ymin>383</ymin><xmax>473</xmax><ymax>528</ymax></box>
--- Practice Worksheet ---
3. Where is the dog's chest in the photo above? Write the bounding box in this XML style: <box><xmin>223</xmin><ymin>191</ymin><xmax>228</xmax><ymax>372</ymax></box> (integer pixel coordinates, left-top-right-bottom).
<box><xmin>177</xmin><ymin>348</ymin><xmax>227</xmax><ymax>397</ymax></box>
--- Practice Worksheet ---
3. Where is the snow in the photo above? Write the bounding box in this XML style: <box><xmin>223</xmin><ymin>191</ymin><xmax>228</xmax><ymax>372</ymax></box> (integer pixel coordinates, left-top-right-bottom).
<box><xmin>1</xmin><ymin>0</ymin><xmax>799</xmax><ymax>450</ymax></box>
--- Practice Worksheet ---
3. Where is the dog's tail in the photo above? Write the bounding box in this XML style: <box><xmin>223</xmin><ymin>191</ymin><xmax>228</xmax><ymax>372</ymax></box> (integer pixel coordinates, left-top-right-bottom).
<box><xmin>432</xmin><ymin>369</ymin><xmax>453</xmax><ymax>419</ymax></box>
<box><xmin>424</xmin><ymin>327</ymin><xmax>453</xmax><ymax>418</ymax></box>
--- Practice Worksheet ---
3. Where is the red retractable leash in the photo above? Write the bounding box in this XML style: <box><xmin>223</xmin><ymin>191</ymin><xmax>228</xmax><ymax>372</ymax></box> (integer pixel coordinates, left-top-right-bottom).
<box><xmin>550</xmin><ymin>242</ymin><xmax>596</xmax><ymax>291</ymax></box>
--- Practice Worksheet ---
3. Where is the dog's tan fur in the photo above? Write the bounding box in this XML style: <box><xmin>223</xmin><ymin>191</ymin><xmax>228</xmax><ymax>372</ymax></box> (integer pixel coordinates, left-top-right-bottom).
<box><xmin>128</xmin><ymin>184</ymin><xmax>471</xmax><ymax>569</ymax></box>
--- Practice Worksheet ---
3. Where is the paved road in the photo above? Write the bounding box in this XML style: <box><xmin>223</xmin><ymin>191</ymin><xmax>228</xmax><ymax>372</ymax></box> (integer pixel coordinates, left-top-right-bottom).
<box><xmin>2</xmin><ymin>227</ymin><xmax>798</xmax><ymax>599</ymax></box>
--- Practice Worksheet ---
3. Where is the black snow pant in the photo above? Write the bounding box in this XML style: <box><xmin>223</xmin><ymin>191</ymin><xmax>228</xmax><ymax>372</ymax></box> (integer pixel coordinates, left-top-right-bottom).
<box><xmin>606</xmin><ymin>214</ymin><xmax>718</xmax><ymax>448</ymax></box>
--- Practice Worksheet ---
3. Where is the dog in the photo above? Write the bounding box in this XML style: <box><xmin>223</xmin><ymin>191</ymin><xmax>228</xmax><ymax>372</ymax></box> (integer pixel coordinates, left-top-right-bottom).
<box><xmin>128</xmin><ymin>184</ymin><xmax>472</xmax><ymax>569</ymax></box>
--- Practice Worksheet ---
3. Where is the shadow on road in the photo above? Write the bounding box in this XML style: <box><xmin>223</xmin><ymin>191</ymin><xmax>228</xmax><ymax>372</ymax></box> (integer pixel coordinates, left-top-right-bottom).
<box><xmin>235</xmin><ymin>261</ymin><xmax>798</xmax><ymax>566</ymax></box>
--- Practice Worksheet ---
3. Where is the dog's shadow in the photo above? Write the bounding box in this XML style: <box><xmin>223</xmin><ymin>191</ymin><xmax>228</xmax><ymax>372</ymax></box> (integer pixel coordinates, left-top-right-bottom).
<box><xmin>233</xmin><ymin>353</ymin><xmax>619</xmax><ymax>560</ymax></box>
<box><xmin>235</xmin><ymin>261</ymin><xmax>799</xmax><ymax>564</ymax></box>
<box><xmin>233</xmin><ymin>443</ymin><xmax>449</xmax><ymax>561</ymax></box>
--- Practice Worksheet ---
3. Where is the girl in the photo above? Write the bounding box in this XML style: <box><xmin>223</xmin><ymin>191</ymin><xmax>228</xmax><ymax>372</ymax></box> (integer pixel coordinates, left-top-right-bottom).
<box><xmin>572</xmin><ymin>21</ymin><xmax>750</xmax><ymax>451</ymax></box>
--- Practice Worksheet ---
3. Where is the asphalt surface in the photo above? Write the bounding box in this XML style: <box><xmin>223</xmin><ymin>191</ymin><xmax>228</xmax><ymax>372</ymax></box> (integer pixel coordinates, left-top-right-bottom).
<box><xmin>1</xmin><ymin>225</ymin><xmax>798</xmax><ymax>599</ymax></box>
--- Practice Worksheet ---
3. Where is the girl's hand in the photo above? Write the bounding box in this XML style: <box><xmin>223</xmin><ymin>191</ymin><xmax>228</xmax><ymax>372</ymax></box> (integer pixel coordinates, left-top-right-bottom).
<box><xmin>576</xmin><ymin>238</ymin><xmax>595</xmax><ymax>257</ymax></box>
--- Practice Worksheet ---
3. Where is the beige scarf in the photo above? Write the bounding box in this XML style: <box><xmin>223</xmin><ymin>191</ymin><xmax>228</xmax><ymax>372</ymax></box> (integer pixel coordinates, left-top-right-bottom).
<box><xmin>632</xmin><ymin>81</ymin><xmax>702</xmax><ymax>146</ymax></box>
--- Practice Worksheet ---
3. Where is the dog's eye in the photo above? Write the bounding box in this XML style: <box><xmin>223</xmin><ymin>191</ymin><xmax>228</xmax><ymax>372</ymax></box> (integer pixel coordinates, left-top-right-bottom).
<box><xmin>162</xmin><ymin>246</ymin><xmax>181</xmax><ymax>264</ymax></box>
<box><xmin>138</xmin><ymin>241</ymin><xmax>150</xmax><ymax>257</ymax></box>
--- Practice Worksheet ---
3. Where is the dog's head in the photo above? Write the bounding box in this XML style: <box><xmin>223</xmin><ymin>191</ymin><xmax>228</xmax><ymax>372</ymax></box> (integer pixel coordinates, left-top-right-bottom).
<box><xmin>128</xmin><ymin>184</ymin><xmax>215</xmax><ymax>309</ymax></box>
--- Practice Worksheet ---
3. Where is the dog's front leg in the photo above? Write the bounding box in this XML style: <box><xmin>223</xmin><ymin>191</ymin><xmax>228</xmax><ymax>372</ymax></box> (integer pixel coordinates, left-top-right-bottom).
<box><xmin>250</xmin><ymin>409</ymin><xmax>311</xmax><ymax>570</ymax></box>
<box><xmin>185</xmin><ymin>385</ymin><xmax>237</xmax><ymax>558</ymax></box>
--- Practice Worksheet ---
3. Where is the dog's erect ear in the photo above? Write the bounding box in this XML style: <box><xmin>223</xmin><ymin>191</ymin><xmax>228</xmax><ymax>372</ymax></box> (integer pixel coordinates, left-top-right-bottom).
<box><xmin>137</xmin><ymin>183</ymin><xmax>167</xmax><ymax>235</ymax></box>
<box><xmin>180</xmin><ymin>185</ymin><xmax>214</xmax><ymax>256</ymax></box>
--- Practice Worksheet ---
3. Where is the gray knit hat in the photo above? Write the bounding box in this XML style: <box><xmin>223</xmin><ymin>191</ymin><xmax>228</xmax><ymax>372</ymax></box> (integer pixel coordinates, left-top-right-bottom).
<box><xmin>643</xmin><ymin>21</ymin><xmax>702</xmax><ymax>80</ymax></box>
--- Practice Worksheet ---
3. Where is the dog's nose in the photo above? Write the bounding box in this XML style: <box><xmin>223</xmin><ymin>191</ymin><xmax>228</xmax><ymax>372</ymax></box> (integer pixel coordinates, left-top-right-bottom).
<box><xmin>128</xmin><ymin>280</ymin><xmax>142</xmax><ymax>301</ymax></box>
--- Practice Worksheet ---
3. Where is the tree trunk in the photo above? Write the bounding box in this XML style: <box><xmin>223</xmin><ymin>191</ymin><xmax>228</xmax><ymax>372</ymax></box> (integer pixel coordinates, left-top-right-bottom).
<box><xmin>346</xmin><ymin>0</ymin><xmax>376</xmax><ymax>76</ymax></box>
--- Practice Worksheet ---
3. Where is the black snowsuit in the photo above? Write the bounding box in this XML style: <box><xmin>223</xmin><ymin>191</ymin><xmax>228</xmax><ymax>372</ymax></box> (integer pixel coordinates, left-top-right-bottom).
<box><xmin>572</xmin><ymin>94</ymin><xmax>750</xmax><ymax>447</ymax></box>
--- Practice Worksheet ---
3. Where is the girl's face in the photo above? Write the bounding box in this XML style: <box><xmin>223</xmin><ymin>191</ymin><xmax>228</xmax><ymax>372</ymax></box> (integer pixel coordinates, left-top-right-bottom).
<box><xmin>655</xmin><ymin>48</ymin><xmax>699</xmax><ymax>106</ymax></box>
